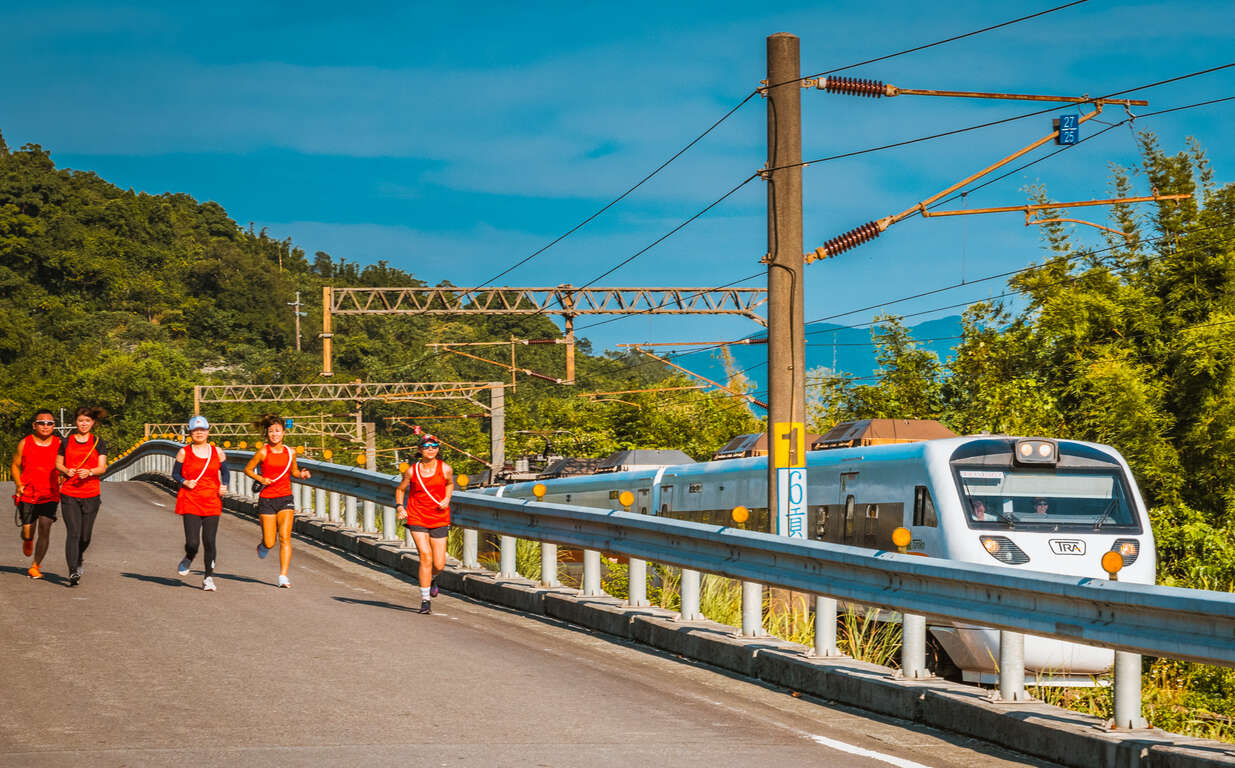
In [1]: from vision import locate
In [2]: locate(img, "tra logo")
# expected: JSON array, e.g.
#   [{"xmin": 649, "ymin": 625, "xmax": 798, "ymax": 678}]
[{"xmin": 1049, "ymin": 539, "xmax": 1086, "ymax": 555}]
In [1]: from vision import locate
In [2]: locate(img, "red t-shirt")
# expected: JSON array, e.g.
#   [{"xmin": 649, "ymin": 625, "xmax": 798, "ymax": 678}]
[
  {"xmin": 258, "ymin": 444, "xmax": 294, "ymax": 498},
  {"xmin": 176, "ymin": 444, "xmax": 223, "ymax": 517},
  {"xmin": 406, "ymin": 460, "xmax": 450, "ymax": 528},
  {"xmin": 18, "ymin": 435, "xmax": 61, "ymax": 503},
  {"xmin": 58, "ymin": 434, "xmax": 107, "ymax": 499}
]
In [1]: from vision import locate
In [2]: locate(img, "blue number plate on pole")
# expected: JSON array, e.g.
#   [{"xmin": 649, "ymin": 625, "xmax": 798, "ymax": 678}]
[{"xmin": 1056, "ymin": 114, "xmax": 1079, "ymax": 145}]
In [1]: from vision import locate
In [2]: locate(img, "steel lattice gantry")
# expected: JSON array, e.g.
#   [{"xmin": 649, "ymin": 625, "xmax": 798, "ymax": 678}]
[
  {"xmin": 191, "ymin": 381, "xmax": 506, "ymax": 471},
  {"xmin": 320, "ymin": 285, "xmax": 769, "ymax": 380}
]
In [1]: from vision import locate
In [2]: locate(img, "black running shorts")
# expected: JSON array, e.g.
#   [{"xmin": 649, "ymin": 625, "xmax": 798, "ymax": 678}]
[
  {"xmin": 257, "ymin": 495, "xmax": 295, "ymax": 516},
  {"xmin": 18, "ymin": 501, "xmax": 58, "ymax": 525},
  {"xmin": 406, "ymin": 525, "xmax": 449, "ymax": 539}
]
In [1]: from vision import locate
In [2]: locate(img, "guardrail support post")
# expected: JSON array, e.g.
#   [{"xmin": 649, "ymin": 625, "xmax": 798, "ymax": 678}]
[
  {"xmin": 362, "ymin": 500, "xmax": 376, "ymax": 533},
  {"xmin": 316, "ymin": 488, "xmax": 327, "ymax": 519},
  {"xmin": 345, "ymin": 496, "xmax": 358, "ymax": 528},
  {"xmin": 814, "ymin": 596, "xmax": 841, "ymax": 656},
  {"xmin": 628, "ymin": 557, "xmax": 648, "ymax": 607},
  {"xmin": 679, "ymin": 569, "xmax": 702, "ymax": 621},
  {"xmin": 741, "ymin": 581, "xmax": 764, "ymax": 636},
  {"xmin": 540, "ymin": 543, "xmax": 558, "ymax": 587},
  {"xmin": 582, "ymin": 549, "xmax": 603, "ymax": 596},
  {"xmin": 328, "ymin": 491, "xmax": 341, "ymax": 522},
  {"xmin": 996, "ymin": 631, "xmax": 1030, "ymax": 702},
  {"xmin": 900, "ymin": 613, "xmax": 930, "ymax": 680},
  {"xmin": 382, "ymin": 505, "xmax": 397, "ymax": 541},
  {"xmin": 462, "ymin": 528, "xmax": 479, "ymax": 568},
  {"xmin": 301, "ymin": 484, "xmax": 314, "ymax": 514},
  {"xmin": 1112, "ymin": 651, "xmax": 1148, "ymax": 729},
  {"xmin": 499, "ymin": 535, "xmax": 517, "ymax": 578}
]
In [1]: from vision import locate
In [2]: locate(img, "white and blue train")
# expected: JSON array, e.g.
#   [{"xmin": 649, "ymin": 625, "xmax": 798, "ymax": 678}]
[{"xmin": 482, "ymin": 434, "xmax": 1155, "ymax": 685}]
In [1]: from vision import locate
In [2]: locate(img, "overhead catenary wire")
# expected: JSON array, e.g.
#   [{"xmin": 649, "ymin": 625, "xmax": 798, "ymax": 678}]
[{"xmin": 772, "ymin": 63, "xmax": 1235, "ymax": 174}]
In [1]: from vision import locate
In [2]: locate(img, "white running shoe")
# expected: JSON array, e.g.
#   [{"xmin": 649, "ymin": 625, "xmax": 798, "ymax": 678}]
[
  {"xmin": 202, "ymin": 576, "xmax": 216, "ymax": 591},
  {"xmin": 178, "ymin": 558, "xmax": 192, "ymax": 576},
  {"xmin": 277, "ymin": 575, "xmax": 291, "ymax": 588}
]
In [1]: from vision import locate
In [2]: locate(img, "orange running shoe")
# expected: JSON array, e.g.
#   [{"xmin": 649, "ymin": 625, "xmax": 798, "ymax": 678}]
[
  {"xmin": 27, "ymin": 564, "xmax": 42, "ymax": 579},
  {"xmin": 22, "ymin": 538, "xmax": 34, "ymax": 557}
]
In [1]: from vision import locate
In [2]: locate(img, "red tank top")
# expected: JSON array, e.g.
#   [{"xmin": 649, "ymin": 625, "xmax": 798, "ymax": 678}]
[
  {"xmin": 18, "ymin": 435, "xmax": 61, "ymax": 503},
  {"xmin": 406, "ymin": 459, "xmax": 450, "ymax": 528},
  {"xmin": 259, "ymin": 444, "xmax": 293, "ymax": 498},
  {"xmin": 175, "ymin": 444, "xmax": 223, "ymax": 517},
  {"xmin": 60, "ymin": 434, "xmax": 102, "ymax": 499}
]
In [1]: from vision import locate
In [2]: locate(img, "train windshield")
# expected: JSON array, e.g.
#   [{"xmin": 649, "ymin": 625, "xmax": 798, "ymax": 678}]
[{"xmin": 957, "ymin": 469, "xmax": 1139, "ymax": 530}]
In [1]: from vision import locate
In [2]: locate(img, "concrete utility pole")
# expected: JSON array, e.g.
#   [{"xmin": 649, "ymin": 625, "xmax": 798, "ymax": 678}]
[
  {"xmin": 765, "ymin": 33, "xmax": 807, "ymax": 533},
  {"xmin": 289, "ymin": 292, "xmax": 304, "ymax": 353}
]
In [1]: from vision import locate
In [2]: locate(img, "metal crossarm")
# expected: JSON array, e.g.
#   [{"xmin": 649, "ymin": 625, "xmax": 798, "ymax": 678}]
[
  {"xmin": 330, "ymin": 286, "xmax": 768, "ymax": 321},
  {"xmin": 195, "ymin": 381, "xmax": 495, "ymax": 407}
]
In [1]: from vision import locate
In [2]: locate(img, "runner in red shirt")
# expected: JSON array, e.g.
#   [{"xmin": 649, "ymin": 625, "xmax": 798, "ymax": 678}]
[
  {"xmin": 10, "ymin": 409, "xmax": 61, "ymax": 579},
  {"xmin": 243, "ymin": 414, "xmax": 309, "ymax": 589},
  {"xmin": 173, "ymin": 416, "xmax": 229, "ymax": 591},
  {"xmin": 54, "ymin": 407, "xmax": 108, "ymax": 586},
  {"xmin": 394, "ymin": 434, "xmax": 454, "ymax": 614}
]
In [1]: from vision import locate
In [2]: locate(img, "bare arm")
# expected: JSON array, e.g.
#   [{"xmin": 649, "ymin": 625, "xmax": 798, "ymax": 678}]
[
  {"xmin": 243, "ymin": 447, "xmax": 266, "ymax": 482},
  {"xmin": 440, "ymin": 463, "xmax": 454, "ymax": 509},
  {"xmin": 11, "ymin": 440, "xmax": 24, "ymax": 496},
  {"xmin": 394, "ymin": 469, "xmax": 412, "ymax": 521},
  {"xmin": 291, "ymin": 453, "xmax": 309, "ymax": 480}
]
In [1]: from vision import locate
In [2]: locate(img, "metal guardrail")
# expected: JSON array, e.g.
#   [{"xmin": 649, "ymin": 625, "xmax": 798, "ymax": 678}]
[{"xmin": 107, "ymin": 440, "xmax": 1235, "ymax": 728}]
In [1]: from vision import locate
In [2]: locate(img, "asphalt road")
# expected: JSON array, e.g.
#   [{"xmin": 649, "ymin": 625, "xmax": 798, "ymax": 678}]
[{"xmin": 0, "ymin": 481, "xmax": 1059, "ymax": 768}]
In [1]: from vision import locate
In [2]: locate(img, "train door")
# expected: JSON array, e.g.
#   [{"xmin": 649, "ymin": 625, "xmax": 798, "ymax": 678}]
[{"xmin": 840, "ymin": 471, "xmax": 858, "ymax": 545}]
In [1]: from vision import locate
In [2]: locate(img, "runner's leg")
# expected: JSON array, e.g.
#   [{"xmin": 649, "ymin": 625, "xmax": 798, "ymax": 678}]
[
  {"xmin": 33, "ymin": 515, "xmax": 53, "ymax": 565},
  {"xmin": 62, "ymin": 497, "xmax": 83, "ymax": 573},
  {"xmin": 75, "ymin": 497, "xmax": 100, "ymax": 568},
  {"xmin": 183, "ymin": 514, "xmax": 201, "ymax": 562},
  {"xmin": 411, "ymin": 530, "xmax": 434, "ymax": 589},
  {"xmin": 201, "ymin": 517, "xmax": 219, "ymax": 578},
  {"xmin": 276, "ymin": 508, "xmax": 294, "ymax": 576},
  {"xmin": 260, "ymin": 513, "xmax": 277, "ymax": 550}
]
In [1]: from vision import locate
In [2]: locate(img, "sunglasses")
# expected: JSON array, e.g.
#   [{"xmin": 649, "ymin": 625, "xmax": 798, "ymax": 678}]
[
  {"xmin": 34, "ymin": 420, "xmax": 55, "ymax": 426},
  {"xmin": 421, "ymin": 443, "xmax": 440, "ymax": 448}
]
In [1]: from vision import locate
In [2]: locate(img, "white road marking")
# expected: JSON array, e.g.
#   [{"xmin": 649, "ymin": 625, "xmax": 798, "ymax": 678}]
[{"xmin": 808, "ymin": 734, "xmax": 934, "ymax": 768}]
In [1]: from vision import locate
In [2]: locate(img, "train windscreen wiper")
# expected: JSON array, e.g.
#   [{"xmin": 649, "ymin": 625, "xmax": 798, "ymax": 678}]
[{"xmin": 1092, "ymin": 498, "xmax": 1118, "ymax": 531}]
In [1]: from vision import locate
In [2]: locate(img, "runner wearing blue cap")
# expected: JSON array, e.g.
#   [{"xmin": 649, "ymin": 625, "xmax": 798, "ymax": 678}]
[{"xmin": 173, "ymin": 416, "xmax": 229, "ymax": 591}]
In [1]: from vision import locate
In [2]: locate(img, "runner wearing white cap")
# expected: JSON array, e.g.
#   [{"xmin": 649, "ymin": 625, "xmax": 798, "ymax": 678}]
[{"xmin": 173, "ymin": 415, "xmax": 229, "ymax": 591}]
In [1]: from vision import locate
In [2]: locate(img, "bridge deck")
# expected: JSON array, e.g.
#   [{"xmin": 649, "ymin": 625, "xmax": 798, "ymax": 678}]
[{"xmin": 0, "ymin": 481, "xmax": 1054, "ymax": 767}]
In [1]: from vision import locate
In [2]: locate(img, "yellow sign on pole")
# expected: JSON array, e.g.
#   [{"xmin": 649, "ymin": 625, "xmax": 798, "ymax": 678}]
[{"xmin": 773, "ymin": 421, "xmax": 806, "ymax": 468}]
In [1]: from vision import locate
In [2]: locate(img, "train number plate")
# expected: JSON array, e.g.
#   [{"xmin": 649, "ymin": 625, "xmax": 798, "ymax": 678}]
[{"xmin": 1049, "ymin": 539, "xmax": 1086, "ymax": 555}]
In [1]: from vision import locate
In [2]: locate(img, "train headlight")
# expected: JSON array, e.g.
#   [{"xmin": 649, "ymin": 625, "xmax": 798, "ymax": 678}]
[
  {"xmin": 1111, "ymin": 538, "xmax": 1140, "ymax": 567},
  {"xmin": 1014, "ymin": 439, "xmax": 1057, "ymax": 466},
  {"xmin": 979, "ymin": 536, "xmax": 1030, "ymax": 565}
]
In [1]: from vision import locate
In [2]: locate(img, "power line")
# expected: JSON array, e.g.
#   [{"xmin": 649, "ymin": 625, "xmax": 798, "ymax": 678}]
[
  {"xmin": 775, "ymin": 63, "xmax": 1235, "ymax": 173},
  {"xmin": 788, "ymin": 1, "xmax": 1093, "ymax": 87},
  {"xmin": 802, "ymin": 94, "xmax": 1235, "ymax": 330}
]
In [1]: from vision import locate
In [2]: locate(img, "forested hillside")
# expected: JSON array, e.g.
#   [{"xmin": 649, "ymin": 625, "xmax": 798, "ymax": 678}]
[{"xmin": 0, "ymin": 132, "xmax": 760, "ymax": 472}]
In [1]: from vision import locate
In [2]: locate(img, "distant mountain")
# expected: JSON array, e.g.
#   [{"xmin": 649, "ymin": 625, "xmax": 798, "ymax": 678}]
[{"xmin": 674, "ymin": 316, "xmax": 965, "ymax": 395}]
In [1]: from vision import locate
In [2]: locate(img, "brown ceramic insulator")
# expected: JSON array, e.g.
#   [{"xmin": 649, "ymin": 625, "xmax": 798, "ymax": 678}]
[{"xmin": 821, "ymin": 76, "xmax": 886, "ymax": 98}]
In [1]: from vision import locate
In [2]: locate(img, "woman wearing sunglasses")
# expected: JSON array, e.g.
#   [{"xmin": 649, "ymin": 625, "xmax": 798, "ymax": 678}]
[
  {"xmin": 243, "ymin": 414, "xmax": 309, "ymax": 588},
  {"xmin": 394, "ymin": 434, "xmax": 454, "ymax": 614},
  {"xmin": 11, "ymin": 409, "xmax": 61, "ymax": 579},
  {"xmin": 54, "ymin": 406, "xmax": 108, "ymax": 586}
]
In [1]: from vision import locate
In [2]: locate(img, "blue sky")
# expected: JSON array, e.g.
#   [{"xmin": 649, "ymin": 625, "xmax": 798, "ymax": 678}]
[{"xmin": 4, "ymin": 0, "xmax": 1234, "ymax": 375}]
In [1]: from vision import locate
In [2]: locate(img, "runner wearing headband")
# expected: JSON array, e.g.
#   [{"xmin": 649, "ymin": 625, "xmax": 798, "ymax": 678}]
[
  {"xmin": 55, "ymin": 407, "xmax": 108, "ymax": 586},
  {"xmin": 11, "ymin": 409, "xmax": 61, "ymax": 579},
  {"xmin": 394, "ymin": 434, "xmax": 454, "ymax": 614},
  {"xmin": 243, "ymin": 414, "xmax": 309, "ymax": 588},
  {"xmin": 173, "ymin": 416, "xmax": 230, "ymax": 591}
]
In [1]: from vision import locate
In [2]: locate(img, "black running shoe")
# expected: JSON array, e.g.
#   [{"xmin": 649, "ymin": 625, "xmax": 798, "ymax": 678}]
[
  {"xmin": 418, "ymin": 599, "xmax": 431, "ymax": 614},
  {"xmin": 69, "ymin": 569, "xmax": 81, "ymax": 586},
  {"xmin": 430, "ymin": 581, "xmax": 439, "ymax": 598}
]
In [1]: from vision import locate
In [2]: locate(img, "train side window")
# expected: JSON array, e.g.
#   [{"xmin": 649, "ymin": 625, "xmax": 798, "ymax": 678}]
[
  {"xmin": 913, "ymin": 486, "xmax": 937, "ymax": 527},
  {"xmin": 689, "ymin": 483, "xmax": 702, "ymax": 493}
]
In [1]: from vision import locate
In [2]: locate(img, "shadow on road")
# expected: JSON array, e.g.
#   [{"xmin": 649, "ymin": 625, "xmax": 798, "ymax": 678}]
[
  {"xmin": 121, "ymin": 571, "xmax": 193, "ymax": 588},
  {"xmin": 332, "ymin": 595, "xmax": 420, "ymax": 613},
  {"xmin": 1, "ymin": 564, "xmax": 71, "ymax": 586}
]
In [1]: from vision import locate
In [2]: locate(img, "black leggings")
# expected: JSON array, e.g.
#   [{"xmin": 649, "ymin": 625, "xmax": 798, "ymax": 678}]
[
  {"xmin": 61, "ymin": 496, "xmax": 100, "ymax": 572},
  {"xmin": 182, "ymin": 515, "xmax": 219, "ymax": 577}
]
